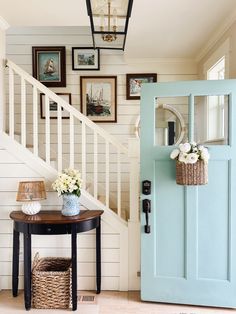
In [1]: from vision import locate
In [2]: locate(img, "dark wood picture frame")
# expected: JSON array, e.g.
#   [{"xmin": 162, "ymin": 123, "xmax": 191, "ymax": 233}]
[
  {"xmin": 80, "ymin": 76, "xmax": 117, "ymax": 123},
  {"xmin": 40, "ymin": 93, "xmax": 72, "ymax": 119},
  {"xmin": 72, "ymin": 47, "xmax": 100, "ymax": 71},
  {"xmin": 126, "ymin": 73, "xmax": 157, "ymax": 100},
  {"xmin": 32, "ymin": 46, "xmax": 66, "ymax": 87}
]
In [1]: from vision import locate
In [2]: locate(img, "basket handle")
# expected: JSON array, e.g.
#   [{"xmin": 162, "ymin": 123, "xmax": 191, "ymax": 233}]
[{"xmin": 32, "ymin": 252, "xmax": 40, "ymax": 269}]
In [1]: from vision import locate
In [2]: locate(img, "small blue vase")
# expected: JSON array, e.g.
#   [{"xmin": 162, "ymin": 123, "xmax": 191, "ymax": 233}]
[{"xmin": 62, "ymin": 194, "xmax": 80, "ymax": 216}]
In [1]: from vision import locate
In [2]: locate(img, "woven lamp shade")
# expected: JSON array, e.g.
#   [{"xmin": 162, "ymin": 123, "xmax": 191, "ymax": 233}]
[{"xmin": 16, "ymin": 181, "xmax": 46, "ymax": 202}]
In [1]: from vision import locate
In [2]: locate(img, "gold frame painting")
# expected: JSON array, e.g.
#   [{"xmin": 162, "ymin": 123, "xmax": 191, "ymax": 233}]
[{"xmin": 80, "ymin": 76, "xmax": 117, "ymax": 123}]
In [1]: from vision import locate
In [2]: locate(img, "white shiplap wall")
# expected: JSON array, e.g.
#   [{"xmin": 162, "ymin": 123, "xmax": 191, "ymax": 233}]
[
  {"xmin": 1, "ymin": 26, "xmax": 198, "ymax": 290},
  {"xmin": 6, "ymin": 26, "xmax": 198, "ymax": 146},
  {"xmin": 5, "ymin": 27, "xmax": 198, "ymax": 214}
]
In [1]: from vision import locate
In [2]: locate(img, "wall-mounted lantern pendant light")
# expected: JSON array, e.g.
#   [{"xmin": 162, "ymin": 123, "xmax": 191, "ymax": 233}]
[{"xmin": 86, "ymin": 0, "xmax": 133, "ymax": 50}]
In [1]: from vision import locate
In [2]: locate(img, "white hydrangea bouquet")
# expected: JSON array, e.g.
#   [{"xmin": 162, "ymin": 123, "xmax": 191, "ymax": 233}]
[
  {"xmin": 170, "ymin": 142, "xmax": 210, "ymax": 164},
  {"xmin": 52, "ymin": 168, "xmax": 82, "ymax": 197},
  {"xmin": 170, "ymin": 142, "xmax": 209, "ymax": 185}
]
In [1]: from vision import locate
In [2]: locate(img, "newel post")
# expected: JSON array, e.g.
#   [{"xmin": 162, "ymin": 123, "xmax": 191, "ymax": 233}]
[
  {"xmin": 128, "ymin": 137, "xmax": 140, "ymax": 290},
  {"xmin": 0, "ymin": 16, "xmax": 9, "ymax": 132}
]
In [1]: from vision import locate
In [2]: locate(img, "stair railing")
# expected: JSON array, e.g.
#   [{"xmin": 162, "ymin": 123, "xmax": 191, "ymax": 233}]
[{"xmin": 5, "ymin": 59, "xmax": 133, "ymax": 219}]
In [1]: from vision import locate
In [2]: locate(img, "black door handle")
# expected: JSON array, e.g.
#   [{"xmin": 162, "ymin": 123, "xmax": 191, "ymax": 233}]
[{"xmin": 143, "ymin": 199, "xmax": 151, "ymax": 234}]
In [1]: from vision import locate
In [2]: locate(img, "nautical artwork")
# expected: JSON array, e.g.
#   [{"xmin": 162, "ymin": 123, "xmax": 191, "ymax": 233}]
[
  {"xmin": 40, "ymin": 93, "xmax": 72, "ymax": 119},
  {"xmin": 72, "ymin": 48, "xmax": 100, "ymax": 71},
  {"xmin": 78, "ymin": 53, "xmax": 95, "ymax": 66},
  {"xmin": 32, "ymin": 46, "xmax": 66, "ymax": 87},
  {"xmin": 86, "ymin": 82, "xmax": 111, "ymax": 117},
  {"xmin": 80, "ymin": 76, "xmax": 117, "ymax": 122},
  {"xmin": 38, "ymin": 52, "xmax": 60, "ymax": 82}
]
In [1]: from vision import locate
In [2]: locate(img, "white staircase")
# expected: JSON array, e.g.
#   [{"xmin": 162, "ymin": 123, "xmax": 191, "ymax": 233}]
[
  {"xmin": 0, "ymin": 58, "xmax": 140, "ymax": 291},
  {"xmin": 4, "ymin": 59, "xmax": 139, "ymax": 222}
]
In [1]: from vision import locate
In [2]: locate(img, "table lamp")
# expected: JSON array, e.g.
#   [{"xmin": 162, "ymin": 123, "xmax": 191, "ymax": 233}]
[{"xmin": 16, "ymin": 181, "xmax": 46, "ymax": 215}]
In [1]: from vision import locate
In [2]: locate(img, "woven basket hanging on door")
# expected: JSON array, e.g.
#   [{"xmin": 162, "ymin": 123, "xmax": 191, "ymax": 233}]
[{"xmin": 176, "ymin": 160, "xmax": 208, "ymax": 185}]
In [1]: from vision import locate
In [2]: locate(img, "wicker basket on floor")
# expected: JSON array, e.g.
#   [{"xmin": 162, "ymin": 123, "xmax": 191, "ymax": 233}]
[
  {"xmin": 32, "ymin": 253, "xmax": 71, "ymax": 309},
  {"xmin": 176, "ymin": 160, "xmax": 208, "ymax": 185}
]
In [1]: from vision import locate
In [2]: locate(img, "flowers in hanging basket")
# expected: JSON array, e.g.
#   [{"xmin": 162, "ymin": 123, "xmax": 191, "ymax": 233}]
[
  {"xmin": 170, "ymin": 142, "xmax": 210, "ymax": 164},
  {"xmin": 52, "ymin": 168, "xmax": 82, "ymax": 197}
]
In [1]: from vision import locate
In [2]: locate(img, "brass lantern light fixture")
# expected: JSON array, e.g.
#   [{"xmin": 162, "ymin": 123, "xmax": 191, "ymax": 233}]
[{"xmin": 86, "ymin": 0, "xmax": 133, "ymax": 50}]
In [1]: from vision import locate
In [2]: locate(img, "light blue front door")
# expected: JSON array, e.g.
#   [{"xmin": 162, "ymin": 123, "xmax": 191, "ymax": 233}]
[{"xmin": 140, "ymin": 80, "xmax": 236, "ymax": 307}]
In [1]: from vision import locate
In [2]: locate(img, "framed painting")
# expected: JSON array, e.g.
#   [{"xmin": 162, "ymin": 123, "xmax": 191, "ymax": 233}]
[
  {"xmin": 32, "ymin": 46, "xmax": 66, "ymax": 87},
  {"xmin": 80, "ymin": 76, "xmax": 117, "ymax": 122},
  {"xmin": 126, "ymin": 73, "xmax": 157, "ymax": 100},
  {"xmin": 72, "ymin": 47, "xmax": 100, "ymax": 70},
  {"xmin": 40, "ymin": 93, "xmax": 71, "ymax": 119}
]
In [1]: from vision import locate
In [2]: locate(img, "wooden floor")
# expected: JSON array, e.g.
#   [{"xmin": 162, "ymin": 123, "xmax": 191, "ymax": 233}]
[{"xmin": 0, "ymin": 290, "xmax": 235, "ymax": 314}]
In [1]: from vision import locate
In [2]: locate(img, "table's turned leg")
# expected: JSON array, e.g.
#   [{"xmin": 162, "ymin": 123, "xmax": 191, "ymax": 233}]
[
  {"xmin": 23, "ymin": 232, "xmax": 32, "ymax": 311},
  {"xmin": 96, "ymin": 216, "xmax": 101, "ymax": 294},
  {"xmin": 71, "ymin": 224, "xmax": 77, "ymax": 311},
  {"xmin": 12, "ymin": 229, "xmax": 20, "ymax": 297}
]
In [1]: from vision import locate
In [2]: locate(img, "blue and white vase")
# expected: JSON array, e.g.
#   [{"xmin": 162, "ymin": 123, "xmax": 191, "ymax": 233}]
[{"xmin": 62, "ymin": 194, "xmax": 80, "ymax": 216}]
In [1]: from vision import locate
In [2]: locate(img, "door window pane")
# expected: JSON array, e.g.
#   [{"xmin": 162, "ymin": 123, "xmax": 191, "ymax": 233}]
[
  {"xmin": 194, "ymin": 95, "xmax": 229, "ymax": 145},
  {"xmin": 155, "ymin": 97, "xmax": 188, "ymax": 146}
]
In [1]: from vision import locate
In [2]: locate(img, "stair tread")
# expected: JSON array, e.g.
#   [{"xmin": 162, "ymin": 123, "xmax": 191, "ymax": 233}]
[{"xmin": 43, "ymin": 157, "xmax": 57, "ymax": 161}]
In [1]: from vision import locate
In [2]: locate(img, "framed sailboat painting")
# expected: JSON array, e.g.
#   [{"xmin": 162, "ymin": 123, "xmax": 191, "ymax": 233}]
[
  {"xmin": 80, "ymin": 76, "xmax": 117, "ymax": 123},
  {"xmin": 32, "ymin": 46, "xmax": 66, "ymax": 87}
]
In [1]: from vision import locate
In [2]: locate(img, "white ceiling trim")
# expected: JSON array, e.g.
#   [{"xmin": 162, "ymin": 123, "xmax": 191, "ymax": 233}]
[
  {"xmin": 196, "ymin": 7, "xmax": 236, "ymax": 62},
  {"xmin": 0, "ymin": 16, "xmax": 9, "ymax": 30}
]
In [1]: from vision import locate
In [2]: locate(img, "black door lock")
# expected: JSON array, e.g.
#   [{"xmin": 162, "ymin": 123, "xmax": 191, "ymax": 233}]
[
  {"xmin": 142, "ymin": 180, "xmax": 151, "ymax": 195},
  {"xmin": 143, "ymin": 199, "xmax": 151, "ymax": 234}
]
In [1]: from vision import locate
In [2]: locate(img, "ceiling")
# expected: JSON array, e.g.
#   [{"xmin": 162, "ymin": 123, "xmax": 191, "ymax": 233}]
[{"xmin": 0, "ymin": 0, "xmax": 236, "ymax": 59}]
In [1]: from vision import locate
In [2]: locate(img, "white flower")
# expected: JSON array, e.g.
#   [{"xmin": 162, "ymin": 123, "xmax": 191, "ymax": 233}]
[
  {"xmin": 170, "ymin": 142, "xmax": 210, "ymax": 165},
  {"xmin": 201, "ymin": 149, "xmax": 210, "ymax": 163},
  {"xmin": 201, "ymin": 147, "xmax": 208, "ymax": 154},
  {"xmin": 179, "ymin": 152, "xmax": 188, "ymax": 163},
  {"xmin": 179, "ymin": 143, "xmax": 191, "ymax": 153},
  {"xmin": 186, "ymin": 153, "xmax": 199, "ymax": 164},
  {"xmin": 52, "ymin": 168, "xmax": 82, "ymax": 196},
  {"xmin": 170, "ymin": 149, "xmax": 180, "ymax": 160}
]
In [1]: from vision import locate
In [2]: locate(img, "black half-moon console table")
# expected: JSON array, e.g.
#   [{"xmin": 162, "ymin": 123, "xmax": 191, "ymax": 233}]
[{"xmin": 10, "ymin": 209, "xmax": 104, "ymax": 311}]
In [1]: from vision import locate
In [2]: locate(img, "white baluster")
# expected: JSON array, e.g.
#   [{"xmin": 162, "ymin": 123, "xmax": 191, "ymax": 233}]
[
  {"xmin": 9, "ymin": 67, "xmax": 14, "ymax": 138},
  {"xmin": 21, "ymin": 77, "xmax": 26, "ymax": 147},
  {"xmin": 105, "ymin": 140, "xmax": 110, "ymax": 208},
  {"xmin": 5, "ymin": 62, "xmax": 133, "ymax": 221},
  {"xmin": 117, "ymin": 150, "xmax": 121, "ymax": 217},
  {"xmin": 33, "ymin": 86, "xmax": 38, "ymax": 156},
  {"xmin": 94, "ymin": 131, "xmax": 98, "ymax": 199},
  {"xmin": 128, "ymin": 138, "xmax": 140, "ymax": 222},
  {"xmin": 45, "ymin": 95, "xmax": 50, "ymax": 165},
  {"xmin": 70, "ymin": 113, "xmax": 74, "ymax": 168},
  {"xmin": 57, "ymin": 104, "xmax": 62, "ymax": 171},
  {"xmin": 82, "ymin": 121, "xmax": 86, "ymax": 189}
]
